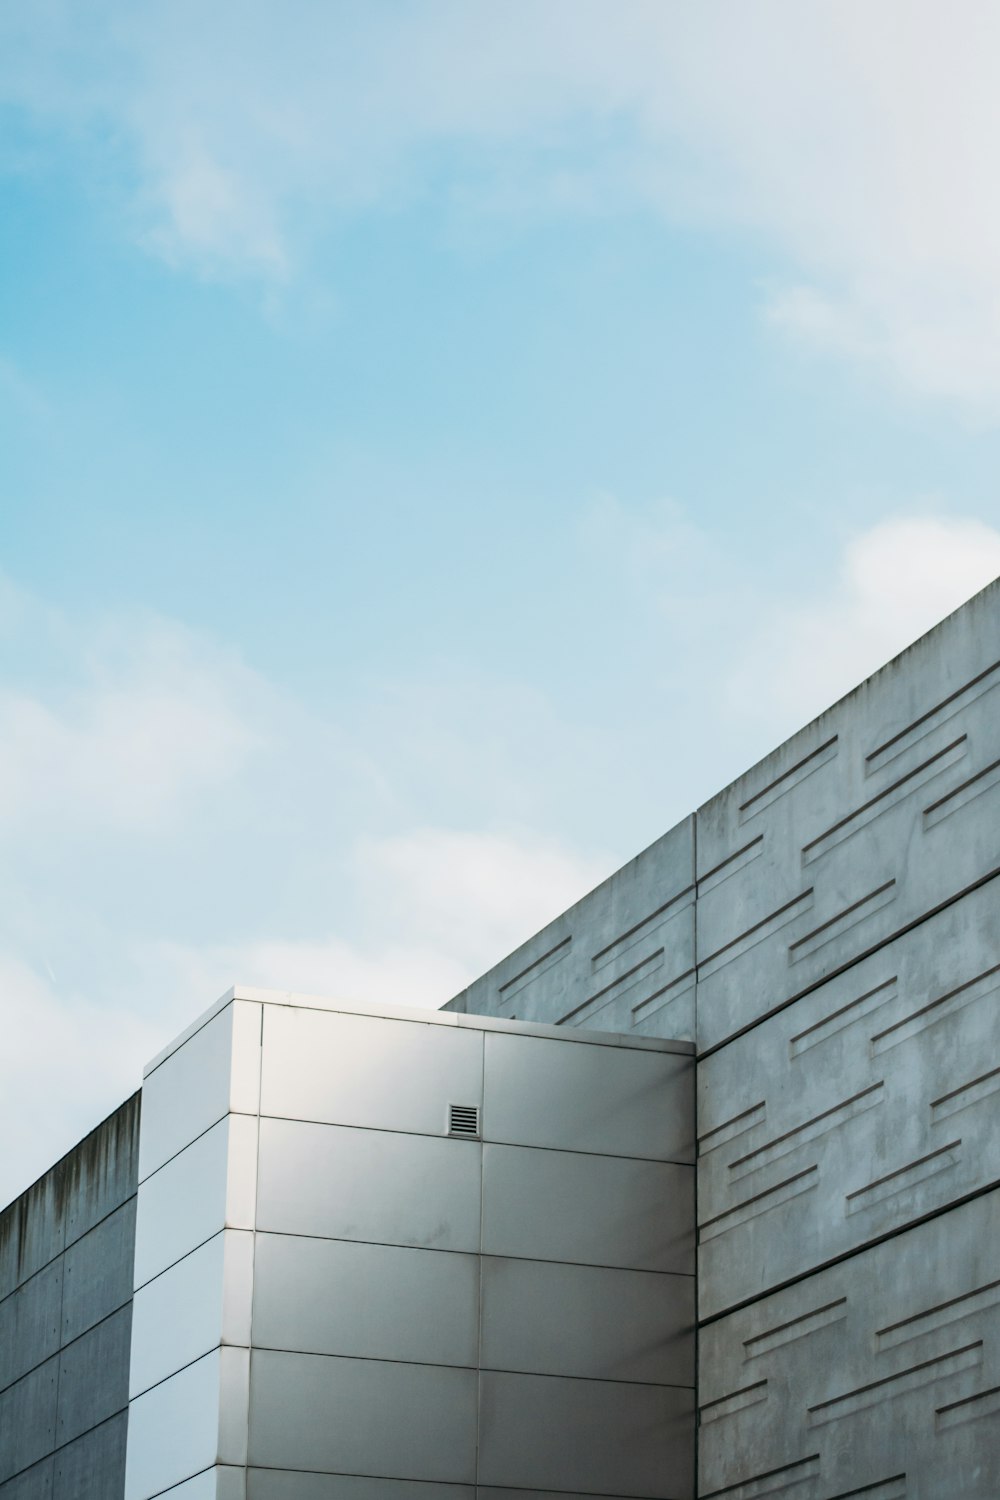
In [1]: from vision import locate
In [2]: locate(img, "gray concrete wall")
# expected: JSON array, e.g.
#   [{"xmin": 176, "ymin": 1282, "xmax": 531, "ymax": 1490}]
[
  {"xmin": 0, "ymin": 1093, "xmax": 141, "ymax": 1500},
  {"xmin": 446, "ymin": 576, "xmax": 1000, "ymax": 1499}
]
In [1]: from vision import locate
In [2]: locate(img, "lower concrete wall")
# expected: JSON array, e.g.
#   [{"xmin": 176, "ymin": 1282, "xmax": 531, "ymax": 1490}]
[
  {"xmin": 699, "ymin": 1189, "xmax": 1000, "ymax": 1500},
  {"xmin": 0, "ymin": 1094, "xmax": 140, "ymax": 1500}
]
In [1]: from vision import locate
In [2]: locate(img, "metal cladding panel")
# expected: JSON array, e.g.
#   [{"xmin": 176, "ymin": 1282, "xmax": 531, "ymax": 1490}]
[
  {"xmin": 697, "ymin": 879, "xmax": 1000, "ymax": 1317},
  {"xmin": 477, "ymin": 1493, "xmax": 635, "ymax": 1500},
  {"xmin": 132, "ymin": 1114, "xmax": 257, "ymax": 1289},
  {"xmin": 61, "ymin": 1198, "xmax": 135, "ymax": 1344},
  {"xmin": 482, "ymin": 1031, "xmax": 694, "ymax": 1163},
  {"xmin": 129, "ymin": 1230, "xmax": 253, "ymax": 1399},
  {"xmin": 481, "ymin": 1143, "xmax": 695, "ymax": 1274},
  {"xmin": 0, "ymin": 1259, "xmax": 62, "ymax": 1392},
  {"xmin": 138, "ymin": 1006, "xmax": 234, "ymax": 1182},
  {"xmin": 247, "ymin": 1349, "xmax": 478, "ymax": 1484},
  {"xmin": 139, "ymin": 1001, "xmax": 261, "ymax": 1183},
  {"xmin": 447, "ymin": 817, "xmax": 696, "ymax": 1041},
  {"xmin": 480, "ymin": 1255, "xmax": 695, "ymax": 1387},
  {"xmin": 698, "ymin": 1189, "xmax": 1000, "ymax": 1500},
  {"xmin": 51, "ymin": 1411, "xmax": 127, "ymax": 1500},
  {"xmin": 247, "ymin": 1473, "xmax": 474, "ymax": 1500},
  {"xmin": 255, "ymin": 1118, "xmax": 482, "ymax": 1253},
  {"xmin": 695, "ymin": 586, "xmax": 1000, "ymax": 1052},
  {"xmin": 252, "ymin": 1233, "xmax": 479, "ymax": 1368},
  {"xmin": 478, "ymin": 1370, "xmax": 695, "ymax": 1498},
  {"xmin": 124, "ymin": 1346, "xmax": 249, "ymax": 1500},
  {"xmin": 157, "ymin": 1468, "xmax": 245, "ymax": 1500},
  {"xmin": 55, "ymin": 1303, "xmax": 131, "ymax": 1447},
  {"xmin": 477, "ymin": 1493, "xmax": 638, "ymax": 1500},
  {"xmin": 0, "ymin": 1462, "xmax": 53, "ymax": 1500},
  {"xmin": 260, "ymin": 1006, "xmax": 483, "ymax": 1136},
  {"xmin": 0, "ymin": 1359, "xmax": 58, "ymax": 1485},
  {"xmin": 152, "ymin": 1475, "xmax": 219, "ymax": 1500}
]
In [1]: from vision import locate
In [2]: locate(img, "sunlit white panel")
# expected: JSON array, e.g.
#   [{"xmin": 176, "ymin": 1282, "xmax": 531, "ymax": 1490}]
[
  {"xmin": 157, "ymin": 1468, "xmax": 245, "ymax": 1500},
  {"xmin": 133, "ymin": 1116, "xmax": 258, "ymax": 1289},
  {"xmin": 125, "ymin": 1348, "xmax": 217, "ymax": 1500},
  {"xmin": 484, "ymin": 1031, "xmax": 694, "ymax": 1163},
  {"xmin": 133, "ymin": 1121, "xmax": 227, "ymax": 1291},
  {"xmin": 248, "ymin": 1349, "xmax": 477, "ymax": 1483},
  {"xmin": 256, "ymin": 1119, "xmax": 481, "ymax": 1252},
  {"xmin": 252, "ymin": 1233, "xmax": 479, "ymax": 1367},
  {"xmin": 129, "ymin": 1230, "xmax": 253, "ymax": 1398},
  {"xmin": 140, "ymin": 1006, "xmax": 230, "ymax": 1182},
  {"xmin": 126, "ymin": 1345, "xmax": 249, "ymax": 1500},
  {"xmin": 259, "ymin": 1005, "xmax": 482, "ymax": 1135}
]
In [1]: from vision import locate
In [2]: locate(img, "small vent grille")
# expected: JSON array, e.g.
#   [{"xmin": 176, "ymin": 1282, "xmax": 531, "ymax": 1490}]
[{"xmin": 448, "ymin": 1104, "xmax": 480, "ymax": 1138}]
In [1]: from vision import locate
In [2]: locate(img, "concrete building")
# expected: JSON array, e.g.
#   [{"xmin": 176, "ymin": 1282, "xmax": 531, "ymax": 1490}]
[{"xmin": 1, "ymin": 576, "xmax": 998, "ymax": 1499}]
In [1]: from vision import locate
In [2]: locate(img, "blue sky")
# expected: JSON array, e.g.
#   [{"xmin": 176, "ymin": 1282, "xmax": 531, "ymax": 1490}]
[{"xmin": 3, "ymin": 1, "xmax": 1000, "ymax": 1201}]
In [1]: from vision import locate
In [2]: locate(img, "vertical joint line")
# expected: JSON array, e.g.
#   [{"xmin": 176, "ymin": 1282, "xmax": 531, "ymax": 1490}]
[
  {"xmin": 245, "ymin": 1001, "xmax": 266, "ymax": 1482},
  {"xmin": 692, "ymin": 811, "xmax": 700, "ymax": 1500},
  {"xmin": 475, "ymin": 1029, "xmax": 486, "ymax": 1491}
]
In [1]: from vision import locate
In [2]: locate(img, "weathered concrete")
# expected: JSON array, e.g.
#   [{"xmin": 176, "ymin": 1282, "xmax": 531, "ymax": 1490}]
[
  {"xmin": 0, "ymin": 1095, "xmax": 140, "ymax": 1500},
  {"xmin": 697, "ymin": 877, "xmax": 1000, "ymax": 1318},
  {"xmin": 446, "ymin": 575, "xmax": 1000, "ymax": 1498}
]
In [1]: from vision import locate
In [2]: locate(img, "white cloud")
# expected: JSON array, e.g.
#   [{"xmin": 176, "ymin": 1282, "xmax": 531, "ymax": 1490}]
[
  {"xmin": 5, "ymin": 3, "xmax": 1000, "ymax": 409},
  {"xmin": 724, "ymin": 516, "xmax": 1000, "ymax": 730},
  {"xmin": 357, "ymin": 827, "xmax": 607, "ymax": 970},
  {"xmin": 580, "ymin": 498, "xmax": 1000, "ymax": 762},
  {"xmin": 0, "ymin": 581, "xmax": 608, "ymax": 1202},
  {"xmin": 0, "ymin": 596, "xmax": 268, "ymax": 831},
  {"xmin": 144, "ymin": 826, "xmax": 606, "ymax": 1022},
  {"xmin": 0, "ymin": 952, "xmax": 160, "ymax": 1206},
  {"xmin": 0, "ymin": 816, "xmax": 601, "ymax": 1204}
]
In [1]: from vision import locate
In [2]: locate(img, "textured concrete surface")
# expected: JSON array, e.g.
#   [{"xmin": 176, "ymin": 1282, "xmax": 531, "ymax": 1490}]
[
  {"xmin": 449, "ymin": 815, "xmax": 697, "ymax": 1040},
  {"xmin": 446, "ymin": 575, "xmax": 1000, "ymax": 1498},
  {"xmin": 0, "ymin": 1095, "xmax": 140, "ymax": 1500},
  {"xmin": 699, "ymin": 1190, "xmax": 1000, "ymax": 1499}
]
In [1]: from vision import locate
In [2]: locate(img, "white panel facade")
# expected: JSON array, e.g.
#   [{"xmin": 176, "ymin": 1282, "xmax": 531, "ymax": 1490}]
[
  {"xmin": 479, "ymin": 1257, "xmax": 695, "ymax": 1386},
  {"xmin": 123, "ymin": 1347, "xmax": 249, "ymax": 1500},
  {"xmin": 138, "ymin": 1001, "xmax": 261, "ymax": 1182},
  {"xmin": 129, "ymin": 1230, "xmax": 253, "ymax": 1399},
  {"xmin": 481, "ymin": 1144, "xmax": 694, "ymax": 1273},
  {"xmin": 123, "ymin": 990, "xmax": 695, "ymax": 1499},
  {"xmin": 482, "ymin": 1029, "xmax": 693, "ymax": 1161},
  {"xmin": 259, "ymin": 1004, "xmax": 483, "ymax": 1131},
  {"xmin": 255, "ymin": 1117, "xmax": 483, "ymax": 1251},
  {"xmin": 125, "ymin": 1000, "xmax": 262, "ymax": 1499},
  {"xmin": 251, "ymin": 1234, "xmax": 480, "ymax": 1366}
]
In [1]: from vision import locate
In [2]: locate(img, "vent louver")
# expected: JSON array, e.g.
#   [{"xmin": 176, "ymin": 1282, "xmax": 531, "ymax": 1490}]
[{"xmin": 448, "ymin": 1104, "xmax": 480, "ymax": 1138}]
